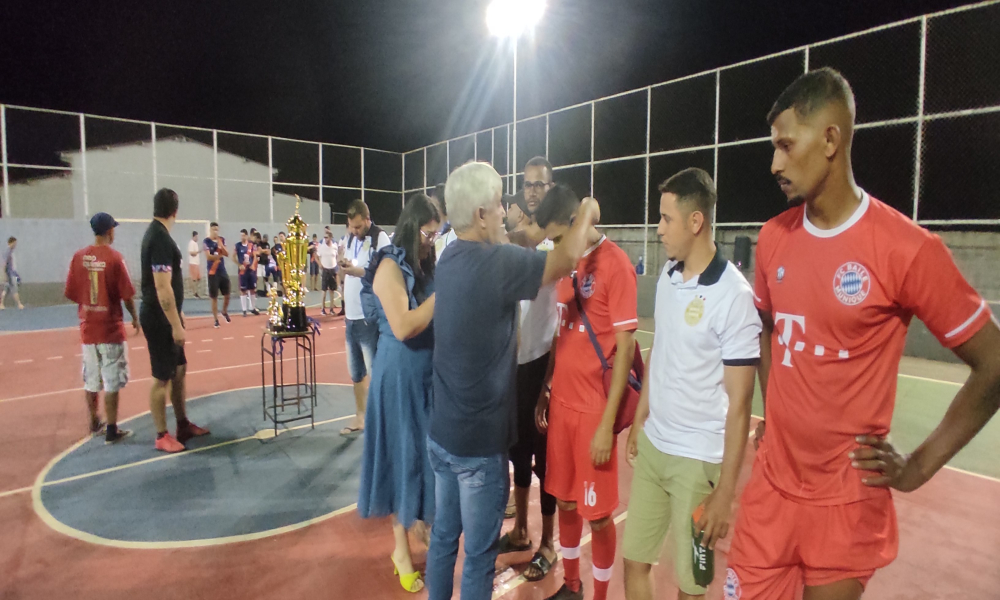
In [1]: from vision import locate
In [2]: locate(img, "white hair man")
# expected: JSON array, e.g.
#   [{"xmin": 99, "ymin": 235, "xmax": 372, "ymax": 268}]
[{"xmin": 424, "ymin": 161, "xmax": 601, "ymax": 600}]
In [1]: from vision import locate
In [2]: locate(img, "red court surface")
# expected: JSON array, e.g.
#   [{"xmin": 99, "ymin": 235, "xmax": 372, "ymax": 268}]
[{"xmin": 2, "ymin": 310, "xmax": 999, "ymax": 599}]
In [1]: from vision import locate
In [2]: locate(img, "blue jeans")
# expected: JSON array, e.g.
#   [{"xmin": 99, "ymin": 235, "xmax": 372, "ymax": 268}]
[
  {"xmin": 345, "ymin": 318, "xmax": 378, "ymax": 383},
  {"xmin": 426, "ymin": 437, "xmax": 509, "ymax": 600}
]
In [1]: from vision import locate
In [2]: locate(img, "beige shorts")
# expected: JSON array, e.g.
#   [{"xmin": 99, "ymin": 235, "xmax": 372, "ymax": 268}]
[
  {"xmin": 82, "ymin": 343, "xmax": 130, "ymax": 393},
  {"xmin": 622, "ymin": 429, "xmax": 721, "ymax": 595}
]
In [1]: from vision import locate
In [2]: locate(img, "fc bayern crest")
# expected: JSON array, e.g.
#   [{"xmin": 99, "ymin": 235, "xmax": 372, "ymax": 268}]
[
  {"xmin": 833, "ymin": 261, "xmax": 871, "ymax": 306},
  {"xmin": 580, "ymin": 273, "xmax": 596, "ymax": 299},
  {"xmin": 724, "ymin": 568, "xmax": 742, "ymax": 600}
]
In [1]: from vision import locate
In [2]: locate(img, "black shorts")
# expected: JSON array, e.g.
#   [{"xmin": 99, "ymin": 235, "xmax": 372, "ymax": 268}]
[
  {"xmin": 322, "ymin": 268, "xmax": 338, "ymax": 291},
  {"xmin": 208, "ymin": 274, "xmax": 231, "ymax": 299},
  {"xmin": 139, "ymin": 304, "xmax": 188, "ymax": 382}
]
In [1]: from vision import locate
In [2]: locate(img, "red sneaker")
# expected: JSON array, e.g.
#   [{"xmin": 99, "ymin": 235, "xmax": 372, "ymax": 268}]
[
  {"xmin": 176, "ymin": 421, "xmax": 210, "ymax": 444},
  {"xmin": 155, "ymin": 433, "xmax": 185, "ymax": 453}
]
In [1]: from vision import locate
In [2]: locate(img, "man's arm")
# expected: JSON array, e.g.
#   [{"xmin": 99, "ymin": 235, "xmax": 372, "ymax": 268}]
[
  {"xmin": 853, "ymin": 321, "xmax": 1000, "ymax": 491},
  {"xmin": 535, "ymin": 329, "xmax": 560, "ymax": 433},
  {"xmin": 591, "ymin": 329, "xmax": 636, "ymax": 466},
  {"xmin": 153, "ymin": 271, "xmax": 185, "ymax": 344},
  {"xmin": 698, "ymin": 364, "xmax": 756, "ymax": 549},
  {"xmin": 753, "ymin": 309, "xmax": 773, "ymax": 449},
  {"xmin": 124, "ymin": 297, "xmax": 140, "ymax": 334},
  {"xmin": 541, "ymin": 198, "xmax": 600, "ymax": 286},
  {"xmin": 625, "ymin": 339, "xmax": 653, "ymax": 467}
]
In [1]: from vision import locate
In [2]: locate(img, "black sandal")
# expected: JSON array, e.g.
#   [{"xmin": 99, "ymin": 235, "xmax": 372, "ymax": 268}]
[
  {"xmin": 523, "ymin": 551, "xmax": 556, "ymax": 582},
  {"xmin": 497, "ymin": 532, "xmax": 533, "ymax": 555}
]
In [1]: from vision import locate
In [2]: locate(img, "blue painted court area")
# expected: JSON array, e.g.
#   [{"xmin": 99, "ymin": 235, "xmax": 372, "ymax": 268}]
[{"xmin": 37, "ymin": 384, "xmax": 362, "ymax": 545}]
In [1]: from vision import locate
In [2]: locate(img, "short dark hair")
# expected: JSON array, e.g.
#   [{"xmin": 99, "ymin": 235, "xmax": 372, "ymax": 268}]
[
  {"xmin": 347, "ymin": 199, "xmax": 370, "ymax": 221},
  {"xmin": 192, "ymin": 230, "xmax": 199, "ymax": 237},
  {"xmin": 432, "ymin": 183, "xmax": 447, "ymax": 215},
  {"xmin": 7, "ymin": 237, "xmax": 15, "ymax": 245},
  {"xmin": 767, "ymin": 67, "xmax": 856, "ymax": 126},
  {"xmin": 209, "ymin": 222, "xmax": 218, "ymax": 228},
  {"xmin": 658, "ymin": 168, "xmax": 717, "ymax": 226},
  {"xmin": 240, "ymin": 228, "xmax": 248, "ymax": 235},
  {"xmin": 153, "ymin": 188, "xmax": 179, "ymax": 219},
  {"xmin": 535, "ymin": 184, "xmax": 579, "ymax": 229},
  {"xmin": 524, "ymin": 156, "xmax": 553, "ymax": 179}
]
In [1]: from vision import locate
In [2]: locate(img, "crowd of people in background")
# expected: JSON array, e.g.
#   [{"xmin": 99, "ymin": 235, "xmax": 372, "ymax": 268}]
[{"xmin": 45, "ymin": 67, "xmax": 1000, "ymax": 600}]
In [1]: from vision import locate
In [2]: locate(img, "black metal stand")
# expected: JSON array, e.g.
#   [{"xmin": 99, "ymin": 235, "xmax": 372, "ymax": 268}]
[{"xmin": 260, "ymin": 329, "xmax": 317, "ymax": 436}]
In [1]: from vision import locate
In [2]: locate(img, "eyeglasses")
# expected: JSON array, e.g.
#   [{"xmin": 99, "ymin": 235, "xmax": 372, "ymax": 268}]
[
  {"xmin": 421, "ymin": 229, "xmax": 440, "ymax": 242},
  {"xmin": 523, "ymin": 181, "xmax": 552, "ymax": 192}
]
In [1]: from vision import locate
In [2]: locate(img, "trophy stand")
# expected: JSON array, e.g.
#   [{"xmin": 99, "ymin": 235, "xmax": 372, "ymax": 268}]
[
  {"xmin": 260, "ymin": 329, "xmax": 317, "ymax": 436},
  {"xmin": 259, "ymin": 196, "xmax": 317, "ymax": 435}
]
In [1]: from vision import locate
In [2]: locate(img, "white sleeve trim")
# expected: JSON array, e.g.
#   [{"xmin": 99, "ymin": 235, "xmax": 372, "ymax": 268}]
[
  {"xmin": 944, "ymin": 299, "xmax": 987, "ymax": 339},
  {"xmin": 613, "ymin": 318, "xmax": 638, "ymax": 327}
]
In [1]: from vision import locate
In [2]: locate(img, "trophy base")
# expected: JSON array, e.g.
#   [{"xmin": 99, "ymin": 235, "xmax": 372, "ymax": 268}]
[{"xmin": 285, "ymin": 306, "xmax": 308, "ymax": 333}]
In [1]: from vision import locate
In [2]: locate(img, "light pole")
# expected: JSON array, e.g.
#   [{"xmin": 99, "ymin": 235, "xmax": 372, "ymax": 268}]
[{"xmin": 486, "ymin": 0, "xmax": 545, "ymax": 193}]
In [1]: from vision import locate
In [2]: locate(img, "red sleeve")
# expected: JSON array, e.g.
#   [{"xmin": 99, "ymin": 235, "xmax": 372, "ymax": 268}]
[
  {"xmin": 608, "ymin": 252, "xmax": 638, "ymax": 332},
  {"xmin": 117, "ymin": 255, "xmax": 135, "ymax": 301},
  {"xmin": 64, "ymin": 254, "xmax": 81, "ymax": 304},
  {"xmin": 752, "ymin": 229, "xmax": 772, "ymax": 314},
  {"xmin": 897, "ymin": 235, "xmax": 993, "ymax": 349}
]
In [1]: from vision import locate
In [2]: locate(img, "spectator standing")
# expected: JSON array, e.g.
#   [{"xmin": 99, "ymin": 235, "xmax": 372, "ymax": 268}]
[
  {"xmin": 64, "ymin": 212, "xmax": 139, "ymax": 444},
  {"xmin": 337, "ymin": 200, "xmax": 391, "ymax": 435},
  {"xmin": 1, "ymin": 236, "xmax": 24, "ymax": 310}
]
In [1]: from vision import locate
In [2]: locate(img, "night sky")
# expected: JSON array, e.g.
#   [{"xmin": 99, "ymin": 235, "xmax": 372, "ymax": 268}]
[{"xmin": 0, "ymin": 0, "xmax": 982, "ymax": 152}]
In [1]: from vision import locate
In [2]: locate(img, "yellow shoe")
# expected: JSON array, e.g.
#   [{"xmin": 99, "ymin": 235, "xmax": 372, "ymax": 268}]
[{"xmin": 390, "ymin": 554, "xmax": 424, "ymax": 593}]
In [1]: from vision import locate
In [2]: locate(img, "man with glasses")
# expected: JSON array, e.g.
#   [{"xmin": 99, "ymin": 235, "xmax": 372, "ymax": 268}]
[{"xmin": 499, "ymin": 156, "xmax": 561, "ymax": 584}]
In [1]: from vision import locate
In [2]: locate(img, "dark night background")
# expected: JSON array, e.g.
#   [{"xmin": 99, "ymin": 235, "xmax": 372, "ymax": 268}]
[{"xmin": 0, "ymin": 0, "xmax": 983, "ymax": 152}]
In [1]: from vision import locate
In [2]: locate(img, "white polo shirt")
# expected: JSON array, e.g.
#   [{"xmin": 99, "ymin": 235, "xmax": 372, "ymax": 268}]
[
  {"xmin": 518, "ymin": 239, "xmax": 557, "ymax": 365},
  {"xmin": 343, "ymin": 228, "xmax": 392, "ymax": 320},
  {"xmin": 644, "ymin": 251, "xmax": 762, "ymax": 464}
]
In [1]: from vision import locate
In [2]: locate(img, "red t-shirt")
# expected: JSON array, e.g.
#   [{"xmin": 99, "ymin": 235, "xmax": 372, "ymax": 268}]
[
  {"xmin": 64, "ymin": 245, "xmax": 135, "ymax": 345},
  {"xmin": 551, "ymin": 237, "xmax": 639, "ymax": 414},
  {"xmin": 754, "ymin": 193, "xmax": 993, "ymax": 505}
]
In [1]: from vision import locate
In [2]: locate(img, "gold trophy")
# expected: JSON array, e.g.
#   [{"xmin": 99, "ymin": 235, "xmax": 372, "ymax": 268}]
[
  {"xmin": 275, "ymin": 196, "xmax": 310, "ymax": 332},
  {"xmin": 266, "ymin": 284, "xmax": 284, "ymax": 332}
]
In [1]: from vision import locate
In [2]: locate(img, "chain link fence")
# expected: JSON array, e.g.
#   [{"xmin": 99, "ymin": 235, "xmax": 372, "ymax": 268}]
[{"xmin": 0, "ymin": 110, "xmax": 405, "ymax": 227}]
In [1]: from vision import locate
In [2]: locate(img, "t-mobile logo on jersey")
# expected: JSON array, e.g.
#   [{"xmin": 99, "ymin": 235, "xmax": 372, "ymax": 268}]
[{"xmin": 774, "ymin": 312, "xmax": 850, "ymax": 367}]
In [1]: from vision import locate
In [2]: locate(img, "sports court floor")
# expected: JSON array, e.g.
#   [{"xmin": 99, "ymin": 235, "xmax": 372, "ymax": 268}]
[{"xmin": 1, "ymin": 302, "xmax": 998, "ymax": 599}]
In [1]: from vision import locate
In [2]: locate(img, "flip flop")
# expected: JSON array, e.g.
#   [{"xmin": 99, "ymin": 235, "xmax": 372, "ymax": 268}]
[
  {"xmin": 523, "ymin": 551, "xmax": 556, "ymax": 582},
  {"xmin": 340, "ymin": 426, "xmax": 363, "ymax": 436},
  {"xmin": 497, "ymin": 532, "xmax": 532, "ymax": 555}
]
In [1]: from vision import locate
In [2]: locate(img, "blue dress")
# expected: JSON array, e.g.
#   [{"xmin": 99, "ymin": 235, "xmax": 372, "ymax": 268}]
[{"xmin": 357, "ymin": 246, "xmax": 435, "ymax": 528}]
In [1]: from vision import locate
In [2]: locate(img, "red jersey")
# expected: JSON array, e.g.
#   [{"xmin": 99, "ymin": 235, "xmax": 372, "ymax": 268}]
[
  {"xmin": 754, "ymin": 192, "xmax": 993, "ymax": 505},
  {"xmin": 551, "ymin": 237, "xmax": 639, "ymax": 414},
  {"xmin": 64, "ymin": 245, "xmax": 135, "ymax": 345}
]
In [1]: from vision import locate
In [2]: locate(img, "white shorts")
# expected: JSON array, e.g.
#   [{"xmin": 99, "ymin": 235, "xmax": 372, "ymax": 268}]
[
  {"xmin": 257, "ymin": 265, "xmax": 266, "ymax": 278},
  {"xmin": 82, "ymin": 343, "xmax": 130, "ymax": 393}
]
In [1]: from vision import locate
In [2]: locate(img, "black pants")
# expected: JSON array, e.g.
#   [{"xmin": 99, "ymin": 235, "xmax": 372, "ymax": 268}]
[{"xmin": 510, "ymin": 352, "xmax": 556, "ymax": 517}]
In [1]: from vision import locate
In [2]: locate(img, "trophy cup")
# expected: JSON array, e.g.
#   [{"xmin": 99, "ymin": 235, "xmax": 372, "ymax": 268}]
[
  {"xmin": 276, "ymin": 196, "xmax": 310, "ymax": 332},
  {"xmin": 266, "ymin": 284, "xmax": 284, "ymax": 332}
]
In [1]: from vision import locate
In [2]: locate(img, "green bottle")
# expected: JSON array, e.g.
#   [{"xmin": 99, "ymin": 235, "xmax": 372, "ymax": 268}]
[{"xmin": 691, "ymin": 504, "xmax": 714, "ymax": 587}]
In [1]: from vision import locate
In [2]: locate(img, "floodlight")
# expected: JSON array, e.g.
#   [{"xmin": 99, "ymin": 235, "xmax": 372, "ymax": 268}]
[{"xmin": 486, "ymin": 0, "xmax": 546, "ymax": 39}]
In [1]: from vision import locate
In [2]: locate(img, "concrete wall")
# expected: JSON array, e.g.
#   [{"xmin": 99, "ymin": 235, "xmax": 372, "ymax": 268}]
[
  {"xmin": 603, "ymin": 225, "xmax": 1000, "ymax": 363},
  {"xmin": 1, "ymin": 139, "xmax": 330, "ymax": 224}
]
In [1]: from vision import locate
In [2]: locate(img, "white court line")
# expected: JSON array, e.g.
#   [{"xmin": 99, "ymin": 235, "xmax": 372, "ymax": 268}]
[
  {"xmin": 14, "ymin": 359, "xmax": 33, "ymax": 364},
  {"xmin": 47, "ymin": 356, "xmax": 63, "ymax": 361},
  {"xmin": 0, "ymin": 351, "xmax": 347, "ymax": 404},
  {"xmin": 75, "ymin": 353, "xmax": 83, "ymax": 357},
  {"xmin": 244, "ymin": 335, "xmax": 255, "ymax": 339},
  {"xmin": 132, "ymin": 346, "xmax": 145, "ymax": 351},
  {"xmin": 223, "ymin": 337, "xmax": 234, "ymax": 341},
  {"xmin": 201, "ymin": 339, "xmax": 212, "ymax": 343},
  {"xmin": 197, "ymin": 350, "xmax": 212, "ymax": 354}
]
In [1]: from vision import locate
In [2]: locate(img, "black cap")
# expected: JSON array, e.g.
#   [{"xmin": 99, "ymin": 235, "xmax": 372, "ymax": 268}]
[{"xmin": 90, "ymin": 212, "xmax": 118, "ymax": 236}]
